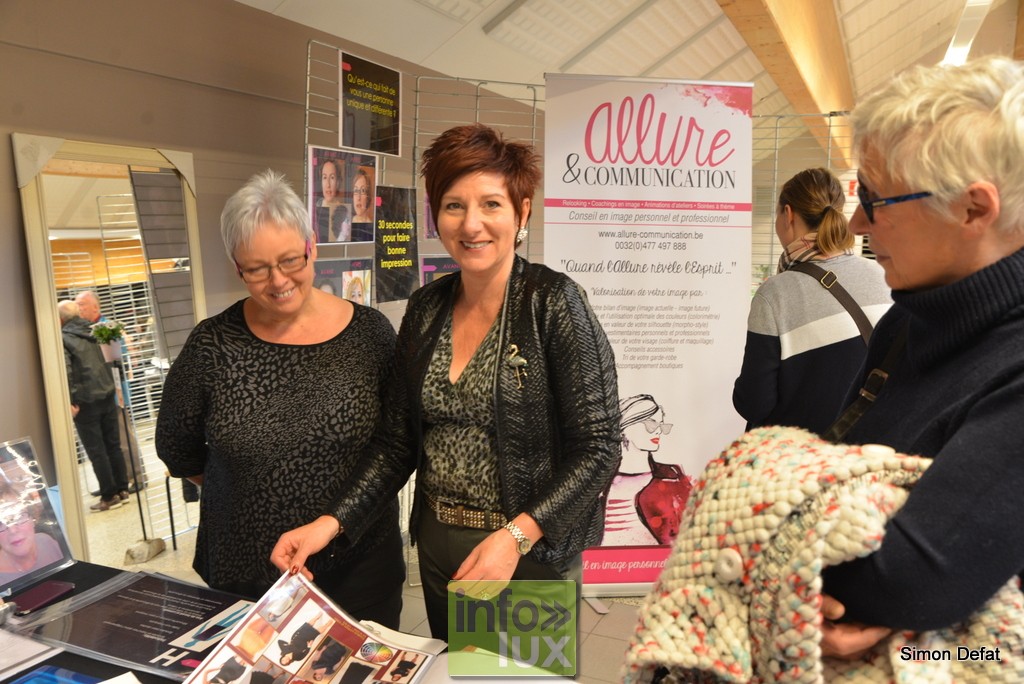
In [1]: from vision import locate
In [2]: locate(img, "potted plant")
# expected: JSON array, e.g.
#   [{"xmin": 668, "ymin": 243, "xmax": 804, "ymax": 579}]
[{"xmin": 92, "ymin": 321, "xmax": 125, "ymax": 363}]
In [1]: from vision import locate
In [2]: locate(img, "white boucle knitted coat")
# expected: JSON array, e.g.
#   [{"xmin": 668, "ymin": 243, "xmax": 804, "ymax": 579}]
[{"xmin": 623, "ymin": 426, "xmax": 1024, "ymax": 683}]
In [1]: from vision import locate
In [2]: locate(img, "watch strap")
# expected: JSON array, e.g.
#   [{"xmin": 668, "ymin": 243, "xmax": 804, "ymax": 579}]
[{"xmin": 503, "ymin": 521, "xmax": 532, "ymax": 555}]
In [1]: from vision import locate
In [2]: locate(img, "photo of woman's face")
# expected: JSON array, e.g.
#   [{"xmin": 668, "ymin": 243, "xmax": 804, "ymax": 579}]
[
  {"xmin": 0, "ymin": 504, "xmax": 35, "ymax": 560},
  {"xmin": 321, "ymin": 161, "xmax": 340, "ymax": 203},
  {"xmin": 353, "ymin": 173, "xmax": 370, "ymax": 217},
  {"xmin": 346, "ymin": 275, "xmax": 366, "ymax": 305}
]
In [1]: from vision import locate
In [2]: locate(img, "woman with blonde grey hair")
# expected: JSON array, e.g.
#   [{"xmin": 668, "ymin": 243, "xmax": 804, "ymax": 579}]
[
  {"xmin": 817, "ymin": 56, "xmax": 1024, "ymax": 658},
  {"xmin": 156, "ymin": 170, "xmax": 404, "ymax": 627}
]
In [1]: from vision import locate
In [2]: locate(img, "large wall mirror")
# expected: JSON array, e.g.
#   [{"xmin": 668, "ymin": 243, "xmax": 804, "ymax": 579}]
[{"xmin": 14, "ymin": 134, "xmax": 206, "ymax": 563}]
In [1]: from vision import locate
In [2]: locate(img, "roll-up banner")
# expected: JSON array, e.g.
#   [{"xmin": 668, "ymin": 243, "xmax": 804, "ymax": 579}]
[{"xmin": 544, "ymin": 74, "xmax": 752, "ymax": 595}]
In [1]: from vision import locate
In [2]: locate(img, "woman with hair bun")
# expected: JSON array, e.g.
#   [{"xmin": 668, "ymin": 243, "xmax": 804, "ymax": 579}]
[{"xmin": 733, "ymin": 167, "xmax": 891, "ymax": 434}]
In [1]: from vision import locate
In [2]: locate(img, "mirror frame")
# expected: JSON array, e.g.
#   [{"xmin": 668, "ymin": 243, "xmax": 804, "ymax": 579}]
[{"xmin": 15, "ymin": 136, "xmax": 206, "ymax": 560}]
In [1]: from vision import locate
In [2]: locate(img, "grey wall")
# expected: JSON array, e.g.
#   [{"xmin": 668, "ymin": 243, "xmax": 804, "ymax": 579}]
[{"xmin": 0, "ymin": 0, "xmax": 434, "ymax": 481}]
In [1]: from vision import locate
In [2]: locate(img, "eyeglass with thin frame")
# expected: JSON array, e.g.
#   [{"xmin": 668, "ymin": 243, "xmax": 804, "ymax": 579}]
[
  {"xmin": 235, "ymin": 241, "xmax": 311, "ymax": 284},
  {"xmin": 642, "ymin": 419, "xmax": 673, "ymax": 435},
  {"xmin": 857, "ymin": 178, "xmax": 932, "ymax": 223},
  {"xmin": 0, "ymin": 509, "xmax": 31, "ymax": 533},
  {"xmin": 352, "ymin": 186, "xmax": 370, "ymax": 196}
]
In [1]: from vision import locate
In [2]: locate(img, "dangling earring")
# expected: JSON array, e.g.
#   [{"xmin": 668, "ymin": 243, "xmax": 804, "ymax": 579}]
[{"xmin": 516, "ymin": 226, "xmax": 528, "ymax": 245}]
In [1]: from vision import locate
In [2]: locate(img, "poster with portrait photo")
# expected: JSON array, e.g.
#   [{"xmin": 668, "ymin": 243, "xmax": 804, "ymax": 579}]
[
  {"xmin": 348, "ymin": 162, "xmax": 377, "ymax": 242},
  {"xmin": 0, "ymin": 437, "xmax": 74, "ymax": 595},
  {"xmin": 339, "ymin": 53, "xmax": 401, "ymax": 157},
  {"xmin": 317, "ymin": 258, "xmax": 372, "ymax": 307},
  {"xmin": 307, "ymin": 146, "xmax": 378, "ymax": 245}
]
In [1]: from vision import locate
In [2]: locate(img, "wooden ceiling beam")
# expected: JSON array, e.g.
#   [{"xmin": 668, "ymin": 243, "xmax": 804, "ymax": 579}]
[
  {"xmin": 1015, "ymin": 0, "xmax": 1024, "ymax": 60},
  {"xmin": 717, "ymin": 0, "xmax": 855, "ymax": 167}
]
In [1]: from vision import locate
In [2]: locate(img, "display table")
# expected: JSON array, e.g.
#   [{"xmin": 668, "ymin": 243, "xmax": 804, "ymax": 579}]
[
  {"xmin": 1, "ymin": 563, "xmax": 249, "ymax": 684},
  {"xmin": 2, "ymin": 562, "xmax": 168, "ymax": 683}
]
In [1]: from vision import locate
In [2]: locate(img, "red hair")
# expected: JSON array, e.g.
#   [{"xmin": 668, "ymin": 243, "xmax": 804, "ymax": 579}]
[{"xmin": 420, "ymin": 124, "xmax": 541, "ymax": 228}]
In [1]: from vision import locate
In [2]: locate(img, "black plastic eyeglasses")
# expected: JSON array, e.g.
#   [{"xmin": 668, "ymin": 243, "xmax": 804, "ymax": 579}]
[
  {"xmin": 235, "ymin": 241, "xmax": 311, "ymax": 284},
  {"xmin": 857, "ymin": 180, "xmax": 932, "ymax": 224}
]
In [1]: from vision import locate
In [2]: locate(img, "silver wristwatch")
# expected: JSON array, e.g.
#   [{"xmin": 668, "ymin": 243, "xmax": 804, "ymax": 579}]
[{"xmin": 504, "ymin": 521, "xmax": 533, "ymax": 555}]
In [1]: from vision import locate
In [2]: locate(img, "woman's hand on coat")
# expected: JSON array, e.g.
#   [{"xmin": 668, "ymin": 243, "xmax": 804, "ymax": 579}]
[
  {"xmin": 820, "ymin": 594, "xmax": 893, "ymax": 660},
  {"xmin": 270, "ymin": 515, "xmax": 341, "ymax": 581}
]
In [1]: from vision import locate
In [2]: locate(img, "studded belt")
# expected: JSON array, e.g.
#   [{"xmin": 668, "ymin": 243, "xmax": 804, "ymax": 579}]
[{"xmin": 426, "ymin": 495, "xmax": 507, "ymax": 531}]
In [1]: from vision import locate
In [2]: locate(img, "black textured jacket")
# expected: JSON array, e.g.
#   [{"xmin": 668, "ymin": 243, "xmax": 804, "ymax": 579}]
[
  {"xmin": 62, "ymin": 316, "xmax": 115, "ymax": 405},
  {"xmin": 330, "ymin": 256, "xmax": 621, "ymax": 565}
]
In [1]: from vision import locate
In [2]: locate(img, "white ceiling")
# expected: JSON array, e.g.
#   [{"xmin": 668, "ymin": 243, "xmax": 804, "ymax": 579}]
[{"xmin": 234, "ymin": 0, "xmax": 1019, "ymax": 120}]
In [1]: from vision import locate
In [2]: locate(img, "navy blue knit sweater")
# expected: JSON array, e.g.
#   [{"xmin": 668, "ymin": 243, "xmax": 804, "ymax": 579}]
[{"xmin": 822, "ymin": 246, "xmax": 1024, "ymax": 631}]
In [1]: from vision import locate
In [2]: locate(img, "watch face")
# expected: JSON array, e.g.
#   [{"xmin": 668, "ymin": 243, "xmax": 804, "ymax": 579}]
[{"xmin": 518, "ymin": 539, "xmax": 532, "ymax": 554}]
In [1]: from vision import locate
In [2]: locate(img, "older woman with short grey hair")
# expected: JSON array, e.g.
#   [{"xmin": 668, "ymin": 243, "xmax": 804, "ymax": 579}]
[
  {"xmin": 156, "ymin": 170, "xmax": 404, "ymax": 627},
  {"xmin": 819, "ymin": 56, "xmax": 1024, "ymax": 658}
]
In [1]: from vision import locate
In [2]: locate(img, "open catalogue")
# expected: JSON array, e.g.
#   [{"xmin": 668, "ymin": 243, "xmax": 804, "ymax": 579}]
[{"xmin": 184, "ymin": 572, "xmax": 445, "ymax": 684}]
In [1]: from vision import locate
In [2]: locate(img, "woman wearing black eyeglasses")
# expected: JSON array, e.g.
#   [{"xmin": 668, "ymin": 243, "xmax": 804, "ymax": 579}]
[
  {"xmin": 156, "ymin": 170, "xmax": 404, "ymax": 628},
  {"xmin": 816, "ymin": 56, "xmax": 1024, "ymax": 661},
  {"xmin": 732, "ymin": 167, "xmax": 892, "ymax": 435}
]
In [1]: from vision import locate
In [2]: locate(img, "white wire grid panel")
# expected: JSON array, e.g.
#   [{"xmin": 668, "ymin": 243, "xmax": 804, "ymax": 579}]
[{"xmin": 751, "ymin": 113, "xmax": 864, "ymax": 294}]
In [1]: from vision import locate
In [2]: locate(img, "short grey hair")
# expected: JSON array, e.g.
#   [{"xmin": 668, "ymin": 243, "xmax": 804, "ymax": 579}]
[
  {"xmin": 220, "ymin": 170, "xmax": 313, "ymax": 261},
  {"xmin": 852, "ymin": 56, "xmax": 1024, "ymax": 233},
  {"xmin": 58, "ymin": 300, "xmax": 79, "ymax": 323}
]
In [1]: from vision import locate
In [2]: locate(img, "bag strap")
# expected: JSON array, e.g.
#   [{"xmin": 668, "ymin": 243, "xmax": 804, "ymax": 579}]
[
  {"xmin": 788, "ymin": 261, "xmax": 873, "ymax": 345},
  {"xmin": 823, "ymin": 321, "xmax": 909, "ymax": 442}
]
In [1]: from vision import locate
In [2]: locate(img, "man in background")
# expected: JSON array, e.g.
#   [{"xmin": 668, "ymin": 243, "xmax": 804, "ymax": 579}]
[
  {"xmin": 59, "ymin": 300, "xmax": 130, "ymax": 512},
  {"xmin": 74, "ymin": 290, "xmax": 145, "ymax": 493}
]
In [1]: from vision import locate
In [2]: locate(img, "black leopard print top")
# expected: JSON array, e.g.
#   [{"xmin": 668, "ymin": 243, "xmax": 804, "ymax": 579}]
[
  {"xmin": 420, "ymin": 313, "xmax": 502, "ymax": 511},
  {"xmin": 156, "ymin": 300, "xmax": 401, "ymax": 596}
]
